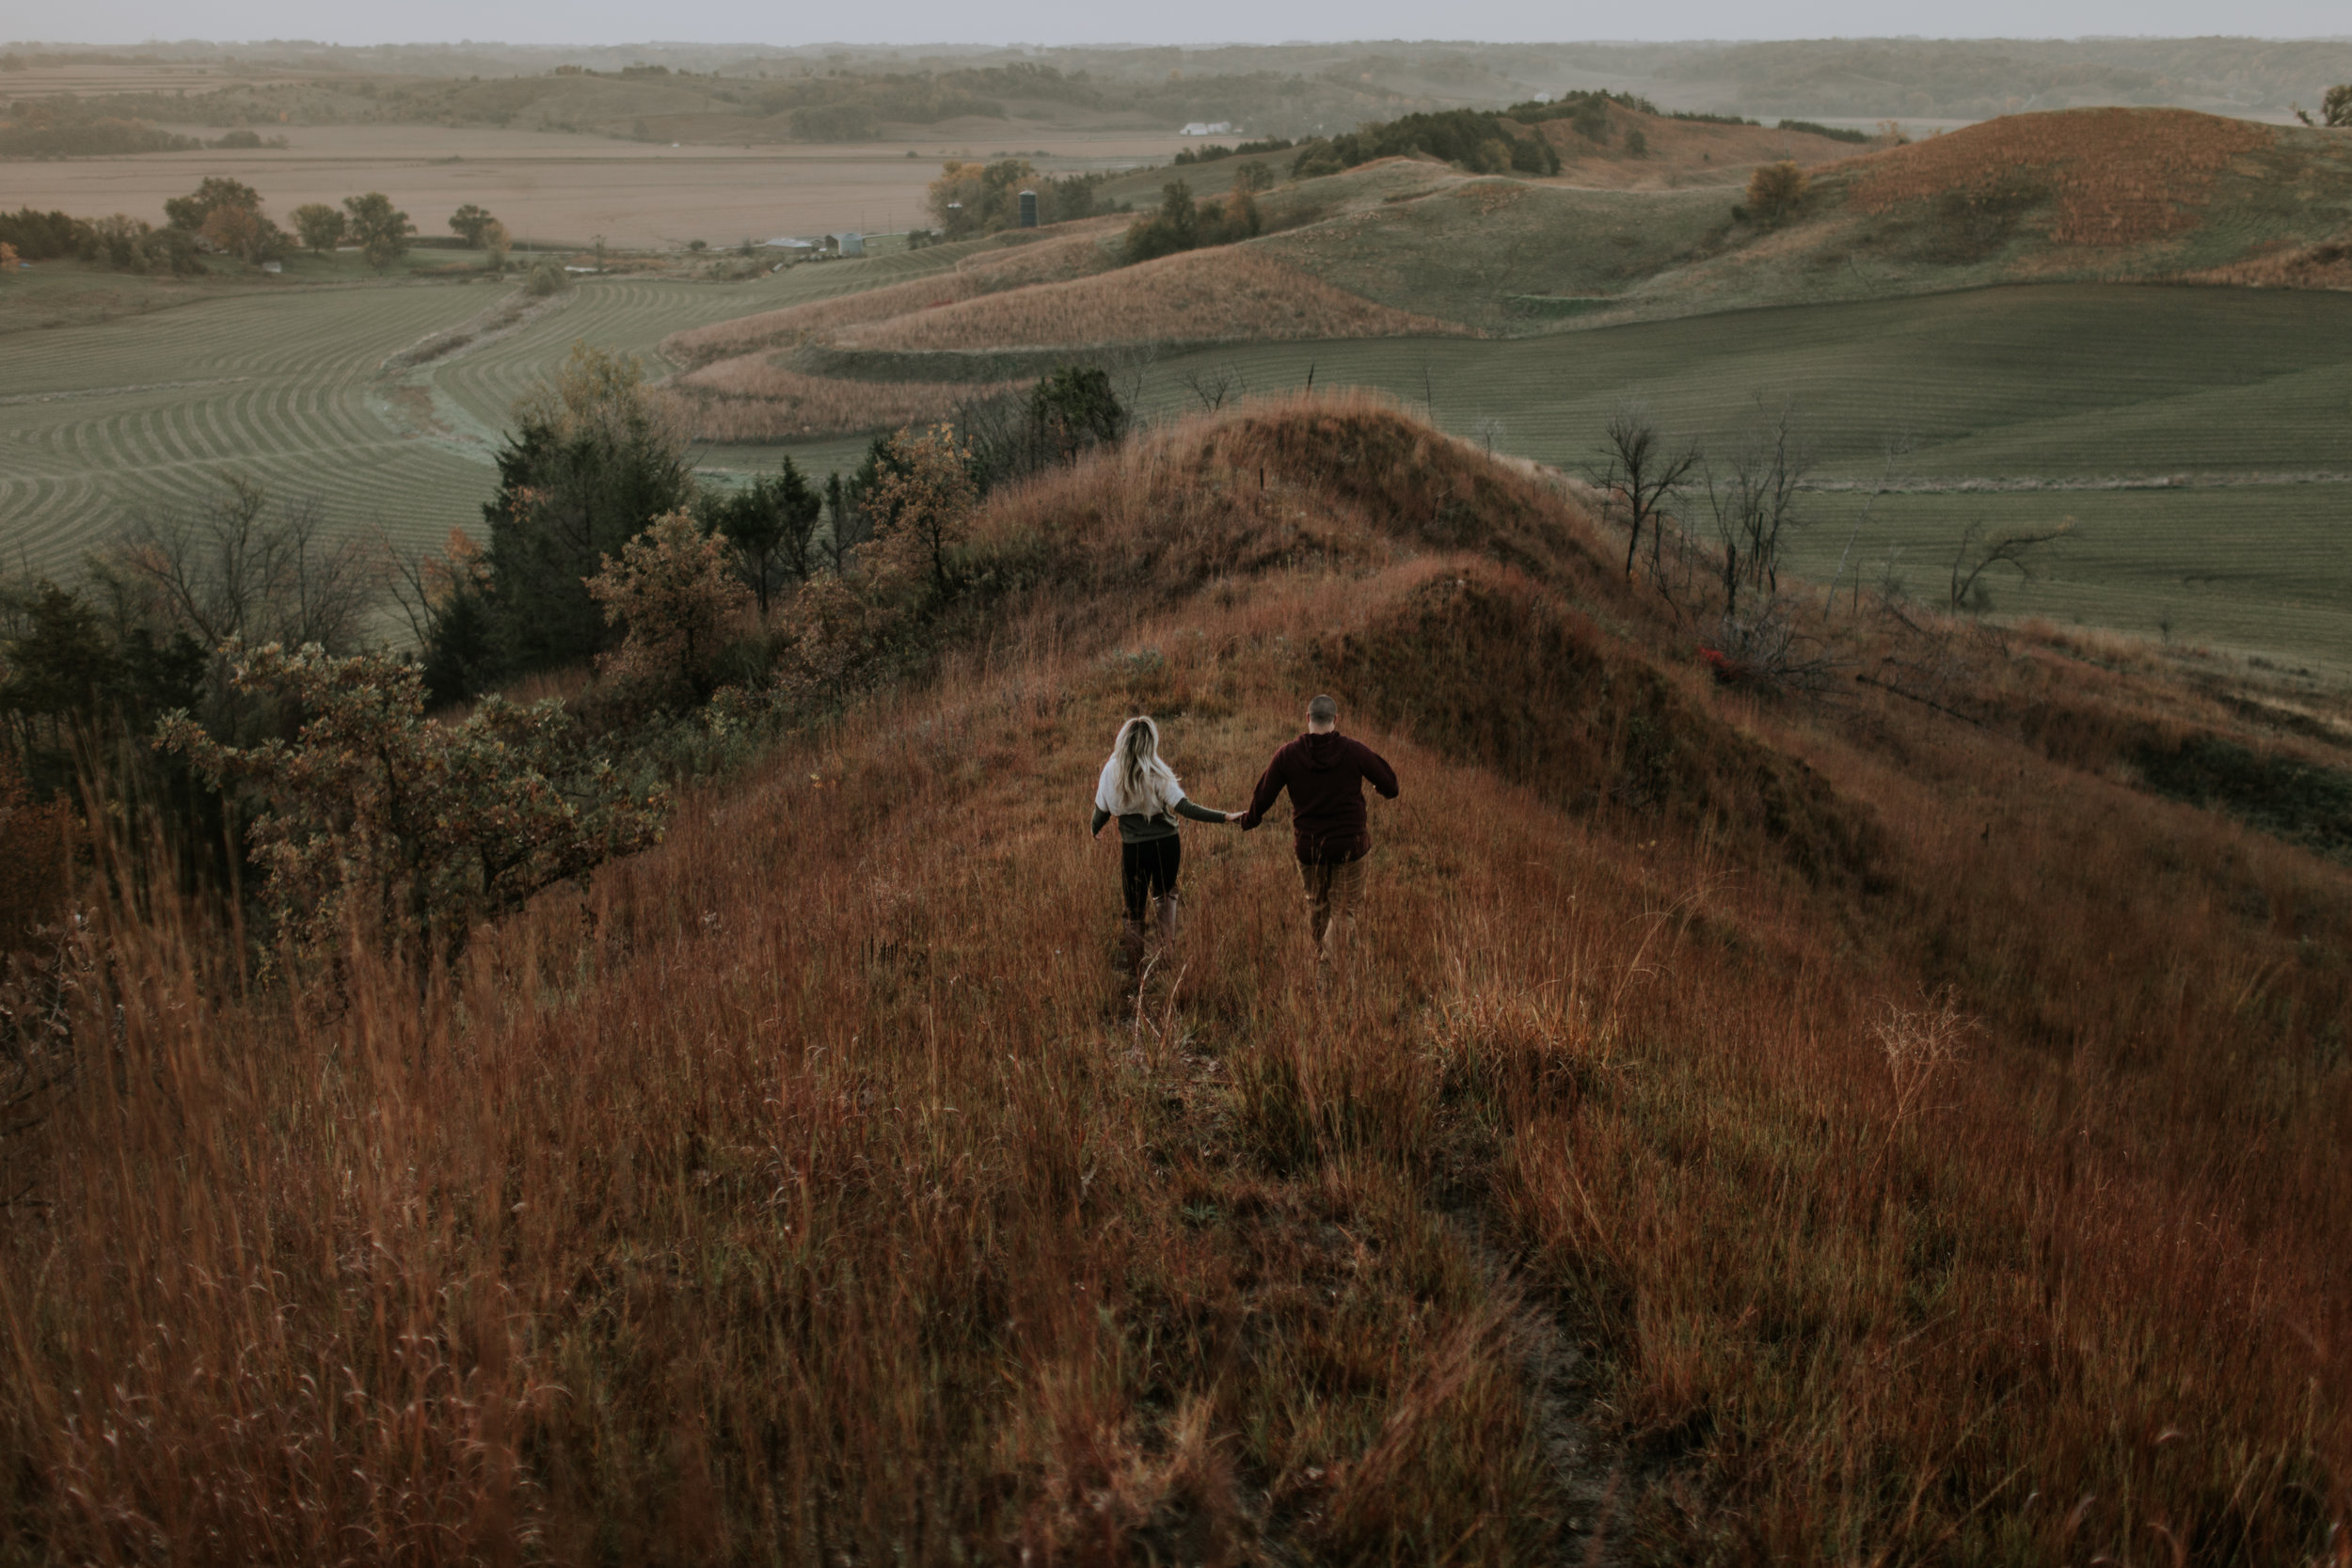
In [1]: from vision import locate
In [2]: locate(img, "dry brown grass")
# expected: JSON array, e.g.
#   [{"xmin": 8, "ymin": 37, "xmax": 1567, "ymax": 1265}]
[
  {"xmin": 657, "ymin": 354, "xmax": 1013, "ymax": 440},
  {"xmin": 837, "ymin": 248, "xmax": 1469, "ymax": 353},
  {"xmin": 2, "ymin": 395, "xmax": 2346, "ymax": 1561},
  {"xmin": 1844, "ymin": 106, "xmax": 2275, "ymax": 246},
  {"xmin": 1536, "ymin": 104, "xmax": 1875, "ymax": 189},
  {"xmin": 660, "ymin": 230, "xmax": 1120, "ymax": 370}
]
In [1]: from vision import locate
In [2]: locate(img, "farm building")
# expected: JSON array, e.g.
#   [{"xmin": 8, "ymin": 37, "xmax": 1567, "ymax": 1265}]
[
  {"xmin": 762, "ymin": 236, "xmax": 818, "ymax": 254},
  {"xmin": 1180, "ymin": 121, "xmax": 1236, "ymax": 136},
  {"xmin": 829, "ymin": 231, "xmax": 865, "ymax": 257}
]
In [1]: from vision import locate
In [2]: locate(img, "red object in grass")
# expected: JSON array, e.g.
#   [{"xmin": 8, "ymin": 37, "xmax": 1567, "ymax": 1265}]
[{"xmin": 1698, "ymin": 646, "xmax": 1741, "ymax": 683}]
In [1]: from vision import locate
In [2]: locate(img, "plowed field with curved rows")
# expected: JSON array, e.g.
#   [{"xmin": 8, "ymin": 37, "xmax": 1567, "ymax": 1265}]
[{"xmin": 0, "ymin": 254, "xmax": 963, "ymax": 583}]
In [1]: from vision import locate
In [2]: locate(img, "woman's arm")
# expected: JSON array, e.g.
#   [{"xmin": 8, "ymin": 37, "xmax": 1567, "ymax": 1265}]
[
  {"xmin": 1090, "ymin": 806, "xmax": 1112, "ymax": 836},
  {"xmin": 1172, "ymin": 799, "xmax": 1229, "ymax": 825}
]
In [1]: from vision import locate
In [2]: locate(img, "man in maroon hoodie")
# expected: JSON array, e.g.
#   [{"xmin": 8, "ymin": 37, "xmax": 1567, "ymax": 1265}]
[{"xmin": 1236, "ymin": 694, "xmax": 1400, "ymax": 972}]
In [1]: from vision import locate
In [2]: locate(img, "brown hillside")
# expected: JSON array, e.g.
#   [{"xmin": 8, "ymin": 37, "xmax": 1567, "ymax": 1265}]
[
  {"xmin": 10, "ymin": 397, "xmax": 2346, "ymax": 1561},
  {"xmin": 1842, "ymin": 106, "xmax": 2274, "ymax": 245},
  {"xmin": 660, "ymin": 229, "xmax": 1120, "ymax": 371},
  {"xmin": 1536, "ymin": 102, "xmax": 1880, "ymax": 189},
  {"xmin": 834, "ymin": 248, "xmax": 1470, "ymax": 353},
  {"xmin": 656, "ymin": 356, "xmax": 1011, "ymax": 441}
]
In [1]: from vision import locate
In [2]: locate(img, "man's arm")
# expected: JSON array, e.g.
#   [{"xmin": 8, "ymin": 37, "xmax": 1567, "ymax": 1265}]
[
  {"xmin": 1237, "ymin": 750, "xmax": 1289, "ymax": 831},
  {"xmin": 1356, "ymin": 741, "xmax": 1400, "ymax": 800}
]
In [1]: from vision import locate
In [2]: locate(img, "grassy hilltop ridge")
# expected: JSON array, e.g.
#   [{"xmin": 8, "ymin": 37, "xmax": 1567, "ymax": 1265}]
[{"xmin": 6, "ymin": 396, "xmax": 2345, "ymax": 1560}]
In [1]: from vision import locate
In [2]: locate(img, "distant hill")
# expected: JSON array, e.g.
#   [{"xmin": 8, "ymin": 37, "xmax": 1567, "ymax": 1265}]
[
  {"xmin": 1244, "ymin": 107, "xmax": 2352, "ymax": 334},
  {"xmin": 654, "ymin": 107, "xmax": 2352, "ymax": 439}
]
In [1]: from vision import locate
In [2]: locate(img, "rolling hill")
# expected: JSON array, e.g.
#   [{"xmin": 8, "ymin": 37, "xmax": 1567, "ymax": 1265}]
[{"xmin": 8, "ymin": 397, "xmax": 2345, "ymax": 1561}]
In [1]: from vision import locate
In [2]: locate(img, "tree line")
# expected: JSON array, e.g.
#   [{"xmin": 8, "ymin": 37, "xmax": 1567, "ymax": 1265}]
[{"xmin": 0, "ymin": 179, "xmax": 508, "ymax": 275}]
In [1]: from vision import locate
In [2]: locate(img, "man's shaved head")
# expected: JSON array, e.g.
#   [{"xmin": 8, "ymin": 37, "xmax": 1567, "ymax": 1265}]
[{"xmin": 1308, "ymin": 694, "xmax": 1338, "ymax": 723}]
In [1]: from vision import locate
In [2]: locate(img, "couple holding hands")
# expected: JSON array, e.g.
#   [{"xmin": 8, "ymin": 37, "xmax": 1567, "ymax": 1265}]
[{"xmin": 1089, "ymin": 694, "xmax": 1400, "ymax": 972}]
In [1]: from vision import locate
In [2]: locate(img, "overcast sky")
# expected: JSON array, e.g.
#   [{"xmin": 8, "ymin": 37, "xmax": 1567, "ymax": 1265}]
[{"xmin": 15, "ymin": 0, "xmax": 2352, "ymax": 49}]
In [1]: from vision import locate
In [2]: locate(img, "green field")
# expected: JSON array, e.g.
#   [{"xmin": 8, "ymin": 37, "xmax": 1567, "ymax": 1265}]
[
  {"xmin": 8, "ymin": 257, "xmax": 2351, "ymax": 667},
  {"xmin": 1058, "ymin": 283, "xmax": 2352, "ymax": 666}
]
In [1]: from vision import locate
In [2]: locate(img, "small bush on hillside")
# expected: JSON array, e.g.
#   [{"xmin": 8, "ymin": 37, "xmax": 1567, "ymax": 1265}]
[
  {"xmin": 158, "ymin": 641, "xmax": 667, "ymax": 972},
  {"xmin": 525, "ymin": 261, "xmax": 567, "ymax": 296},
  {"xmin": 1742, "ymin": 160, "xmax": 1809, "ymax": 227}
]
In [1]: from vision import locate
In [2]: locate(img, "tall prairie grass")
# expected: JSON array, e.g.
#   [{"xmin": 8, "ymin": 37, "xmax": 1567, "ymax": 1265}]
[{"xmin": 2, "ymin": 396, "xmax": 2345, "ymax": 1561}]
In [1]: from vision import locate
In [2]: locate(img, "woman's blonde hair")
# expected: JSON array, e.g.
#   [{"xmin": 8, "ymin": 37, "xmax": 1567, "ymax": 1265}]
[{"xmin": 1103, "ymin": 716, "xmax": 1181, "ymax": 817}]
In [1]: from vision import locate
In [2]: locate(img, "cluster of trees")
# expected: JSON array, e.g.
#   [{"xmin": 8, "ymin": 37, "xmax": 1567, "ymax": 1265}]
[
  {"xmin": 1171, "ymin": 135, "xmax": 1294, "ymax": 166},
  {"xmin": 413, "ymin": 345, "xmax": 1132, "ymax": 706},
  {"xmin": 1122, "ymin": 177, "xmax": 1264, "ymax": 263},
  {"xmin": 923, "ymin": 158, "xmax": 1121, "ymax": 239},
  {"xmin": 0, "ymin": 203, "xmax": 202, "ymax": 275},
  {"xmin": 1287, "ymin": 108, "xmax": 1562, "ymax": 181}
]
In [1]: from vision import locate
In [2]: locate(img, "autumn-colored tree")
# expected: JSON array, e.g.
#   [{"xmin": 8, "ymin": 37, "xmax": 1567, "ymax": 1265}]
[
  {"xmin": 158, "ymin": 641, "xmax": 667, "ymax": 970},
  {"xmin": 865, "ymin": 425, "xmax": 978, "ymax": 596},
  {"xmin": 1744, "ymin": 160, "xmax": 1809, "ymax": 227},
  {"xmin": 0, "ymin": 241, "xmax": 18, "ymax": 272},
  {"xmin": 197, "ymin": 201, "xmax": 283, "ymax": 264},
  {"xmin": 584, "ymin": 511, "xmax": 752, "ymax": 705},
  {"xmin": 926, "ymin": 157, "xmax": 1037, "ymax": 238},
  {"xmin": 289, "ymin": 202, "xmax": 345, "ymax": 254},
  {"xmin": 163, "ymin": 176, "xmax": 262, "ymax": 233},
  {"xmin": 480, "ymin": 218, "xmax": 509, "ymax": 271}
]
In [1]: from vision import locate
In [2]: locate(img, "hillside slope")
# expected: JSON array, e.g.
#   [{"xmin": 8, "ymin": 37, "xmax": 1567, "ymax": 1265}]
[
  {"xmin": 1264, "ymin": 107, "xmax": 2352, "ymax": 332},
  {"xmin": 7, "ymin": 398, "xmax": 2346, "ymax": 1563}
]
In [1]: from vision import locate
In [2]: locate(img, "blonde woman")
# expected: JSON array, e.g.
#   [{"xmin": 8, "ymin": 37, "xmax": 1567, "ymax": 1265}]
[{"xmin": 1089, "ymin": 715, "xmax": 1238, "ymax": 957}]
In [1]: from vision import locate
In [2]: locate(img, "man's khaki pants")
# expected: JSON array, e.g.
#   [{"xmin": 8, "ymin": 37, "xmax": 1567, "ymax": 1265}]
[{"xmin": 1297, "ymin": 855, "xmax": 1365, "ymax": 966}]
